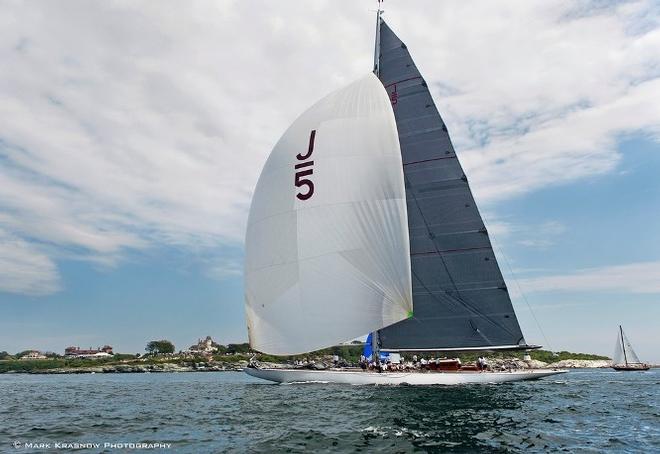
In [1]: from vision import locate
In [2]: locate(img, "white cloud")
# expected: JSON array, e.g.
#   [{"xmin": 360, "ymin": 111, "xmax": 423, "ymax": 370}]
[
  {"xmin": 516, "ymin": 221, "xmax": 567, "ymax": 248},
  {"xmin": 1, "ymin": 0, "xmax": 659, "ymax": 295},
  {"xmin": 0, "ymin": 228, "xmax": 61, "ymax": 295},
  {"xmin": 483, "ymin": 218, "xmax": 566, "ymax": 249},
  {"xmin": 518, "ymin": 260, "xmax": 660, "ymax": 295},
  {"xmin": 381, "ymin": 0, "xmax": 660, "ymax": 203},
  {"xmin": 204, "ymin": 257, "xmax": 243, "ymax": 281}
]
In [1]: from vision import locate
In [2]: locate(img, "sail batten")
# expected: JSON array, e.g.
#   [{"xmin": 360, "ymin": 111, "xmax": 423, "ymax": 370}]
[{"xmin": 376, "ymin": 19, "xmax": 527, "ymax": 350}]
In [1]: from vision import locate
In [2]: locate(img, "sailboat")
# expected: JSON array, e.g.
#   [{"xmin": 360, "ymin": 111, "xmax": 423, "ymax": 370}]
[
  {"xmin": 243, "ymin": 6, "xmax": 566, "ymax": 385},
  {"xmin": 612, "ymin": 325, "xmax": 649, "ymax": 371}
]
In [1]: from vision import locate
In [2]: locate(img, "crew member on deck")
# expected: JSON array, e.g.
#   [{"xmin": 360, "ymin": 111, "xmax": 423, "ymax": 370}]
[{"xmin": 477, "ymin": 356, "xmax": 484, "ymax": 371}]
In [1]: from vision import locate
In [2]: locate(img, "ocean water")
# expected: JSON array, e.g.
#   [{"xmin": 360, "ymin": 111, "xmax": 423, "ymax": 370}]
[{"xmin": 1, "ymin": 369, "xmax": 658, "ymax": 453}]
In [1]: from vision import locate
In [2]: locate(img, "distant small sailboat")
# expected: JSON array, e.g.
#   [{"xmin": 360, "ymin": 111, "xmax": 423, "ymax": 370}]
[
  {"xmin": 243, "ymin": 4, "xmax": 566, "ymax": 385},
  {"xmin": 612, "ymin": 325, "xmax": 649, "ymax": 371}
]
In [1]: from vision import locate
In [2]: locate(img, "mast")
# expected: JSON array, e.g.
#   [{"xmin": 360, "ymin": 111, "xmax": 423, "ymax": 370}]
[
  {"xmin": 370, "ymin": 0, "xmax": 384, "ymax": 362},
  {"xmin": 373, "ymin": 0, "xmax": 383, "ymax": 76},
  {"xmin": 620, "ymin": 325, "xmax": 628, "ymax": 366}
]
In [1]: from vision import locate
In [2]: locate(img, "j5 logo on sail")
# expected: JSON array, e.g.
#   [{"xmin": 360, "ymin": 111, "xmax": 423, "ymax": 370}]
[{"xmin": 294, "ymin": 130, "xmax": 316, "ymax": 200}]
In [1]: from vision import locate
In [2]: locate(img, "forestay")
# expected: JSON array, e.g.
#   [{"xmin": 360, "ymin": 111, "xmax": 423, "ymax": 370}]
[
  {"xmin": 245, "ymin": 73, "xmax": 413, "ymax": 356},
  {"xmin": 376, "ymin": 20, "xmax": 527, "ymax": 350}
]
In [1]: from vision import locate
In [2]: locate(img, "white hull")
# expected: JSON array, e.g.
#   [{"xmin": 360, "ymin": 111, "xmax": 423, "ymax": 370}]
[{"xmin": 244, "ymin": 367, "xmax": 567, "ymax": 385}]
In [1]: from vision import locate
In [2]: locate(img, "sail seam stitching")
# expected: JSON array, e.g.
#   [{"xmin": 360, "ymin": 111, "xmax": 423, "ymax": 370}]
[
  {"xmin": 403, "ymin": 156, "xmax": 455, "ymax": 166},
  {"xmin": 384, "ymin": 76, "xmax": 422, "ymax": 89},
  {"xmin": 411, "ymin": 246, "xmax": 490, "ymax": 255}
]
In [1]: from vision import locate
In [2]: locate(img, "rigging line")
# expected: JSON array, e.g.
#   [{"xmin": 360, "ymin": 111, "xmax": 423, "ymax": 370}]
[
  {"xmin": 410, "ymin": 266, "xmax": 516, "ymax": 340},
  {"xmin": 403, "ymin": 173, "xmax": 461, "ymax": 295},
  {"xmin": 406, "ymin": 223, "xmax": 516, "ymax": 339},
  {"xmin": 481, "ymin": 214, "xmax": 554, "ymax": 352},
  {"xmin": 408, "ymin": 219, "xmax": 462, "ymax": 310},
  {"xmin": 403, "ymin": 173, "xmax": 518, "ymax": 339}
]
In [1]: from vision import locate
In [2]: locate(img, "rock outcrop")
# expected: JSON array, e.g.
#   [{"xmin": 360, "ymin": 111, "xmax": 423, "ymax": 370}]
[
  {"xmin": 485, "ymin": 358, "xmax": 548, "ymax": 370},
  {"xmin": 26, "ymin": 360, "xmax": 250, "ymax": 374},
  {"xmin": 484, "ymin": 357, "xmax": 611, "ymax": 370},
  {"xmin": 545, "ymin": 359, "xmax": 611, "ymax": 369}
]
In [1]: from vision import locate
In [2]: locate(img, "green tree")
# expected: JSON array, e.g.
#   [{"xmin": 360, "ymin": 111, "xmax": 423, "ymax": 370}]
[
  {"xmin": 113, "ymin": 353, "xmax": 137, "ymax": 361},
  {"xmin": 211, "ymin": 342, "xmax": 228, "ymax": 354},
  {"xmin": 0, "ymin": 351, "xmax": 12, "ymax": 360},
  {"xmin": 226, "ymin": 343, "xmax": 251, "ymax": 354},
  {"xmin": 145, "ymin": 340, "xmax": 175, "ymax": 355}
]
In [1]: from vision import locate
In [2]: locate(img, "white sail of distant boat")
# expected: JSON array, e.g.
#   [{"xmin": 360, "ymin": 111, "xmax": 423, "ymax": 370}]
[
  {"xmin": 612, "ymin": 325, "xmax": 649, "ymax": 371},
  {"xmin": 243, "ymin": 5, "xmax": 566, "ymax": 385}
]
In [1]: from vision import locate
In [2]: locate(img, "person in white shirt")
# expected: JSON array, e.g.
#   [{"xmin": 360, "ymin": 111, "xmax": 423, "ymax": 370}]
[{"xmin": 477, "ymin": 356, "xmax": 484, "ymax": 371}]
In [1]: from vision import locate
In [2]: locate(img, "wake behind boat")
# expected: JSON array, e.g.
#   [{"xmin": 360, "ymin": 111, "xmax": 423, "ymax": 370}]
[{"xmin": 242, "ymin": 3, "xmax": 566, "ymax": 385}]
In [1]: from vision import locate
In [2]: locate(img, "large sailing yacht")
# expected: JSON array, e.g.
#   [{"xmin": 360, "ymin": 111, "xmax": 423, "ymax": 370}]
[{"xmin": 243, "ymin": 7, "xmax": 566, "ymax": 385}]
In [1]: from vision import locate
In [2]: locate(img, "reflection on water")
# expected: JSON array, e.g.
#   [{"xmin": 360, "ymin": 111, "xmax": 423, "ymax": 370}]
[{"xmin": 1, "ymin": 370, "xmax": 658, "ymax": 453}]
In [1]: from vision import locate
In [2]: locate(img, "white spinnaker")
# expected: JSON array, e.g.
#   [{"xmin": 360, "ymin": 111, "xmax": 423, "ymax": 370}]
[{"xmin": 245, "ymin": 73, "xmax": 412, "ymax": 355}]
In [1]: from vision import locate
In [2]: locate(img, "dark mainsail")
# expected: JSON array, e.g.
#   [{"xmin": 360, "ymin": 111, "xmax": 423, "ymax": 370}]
[{"xmin": 376, "ymin": 19, "xmax": 529, "ymax": 351}]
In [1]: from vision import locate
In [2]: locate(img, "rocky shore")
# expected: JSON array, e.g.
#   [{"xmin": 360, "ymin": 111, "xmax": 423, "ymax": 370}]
[
  {"xmin": 1, "ymin": 357, "xmax": 617, "ymax": 374},
  {"xmin": 545, "ymin": 359, "xmax": 612, "ymax": 369},
  {"xmin": 2, "ymin": 361, "xmax": 249, "ymax": 374},
  {"xmin": 486, "ymin": 358, "xmax": 612, "ymax": 370}
]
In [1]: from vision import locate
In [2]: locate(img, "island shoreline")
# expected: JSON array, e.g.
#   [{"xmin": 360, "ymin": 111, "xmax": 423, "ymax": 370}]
[{"xmin": 1, "ymin": 358, "xmax": 631, "ymax": 375}]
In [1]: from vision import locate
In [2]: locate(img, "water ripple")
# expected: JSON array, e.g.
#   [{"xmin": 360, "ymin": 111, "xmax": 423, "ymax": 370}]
[{"xmin": 0, "ymin": 369, "xmax": 658, "ymax": 452}]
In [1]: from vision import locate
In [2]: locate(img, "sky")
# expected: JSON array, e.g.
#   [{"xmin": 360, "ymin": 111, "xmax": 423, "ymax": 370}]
[{"xmin": 1, "ymin": 0, "xmax": 659, "ymax": 361}]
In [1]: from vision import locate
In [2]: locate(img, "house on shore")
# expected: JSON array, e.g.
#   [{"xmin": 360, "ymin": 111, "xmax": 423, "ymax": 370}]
[
  {"xmin": 20, "ymin": 350, "xmax": 47, "ymax": 360},
  {"xmin": 187, "ymin": 336, "xmax": 218, "ymax": 356}
]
